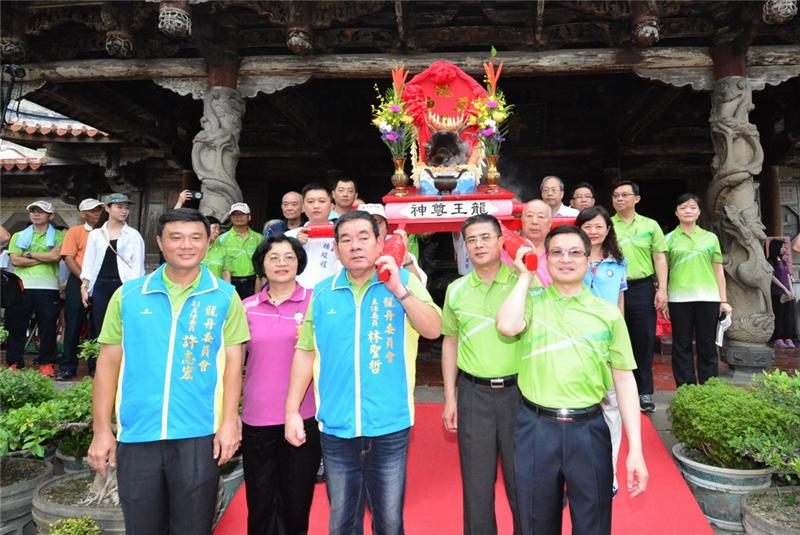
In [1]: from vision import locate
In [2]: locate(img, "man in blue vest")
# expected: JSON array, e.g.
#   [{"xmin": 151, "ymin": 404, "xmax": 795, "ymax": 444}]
[
  {"xmin": 285, "ymin": 210, "xmax": 441, "ymax": 535},
  {"xmin": 88, "ymin": 208, "xmax": 250, "ymax": 535}
]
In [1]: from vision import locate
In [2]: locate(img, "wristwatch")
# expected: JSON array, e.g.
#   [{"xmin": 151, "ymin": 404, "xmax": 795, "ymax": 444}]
[
  {"xmin": 24, "ymin": 252, "xmax": 32, "ymax": 259},
  {"xmin": 398, "ymin": 285, "xmax": 412, "ymax": 302}
]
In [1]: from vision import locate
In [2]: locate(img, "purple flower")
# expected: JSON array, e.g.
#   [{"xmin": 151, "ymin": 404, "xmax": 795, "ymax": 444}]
[
  {"xmin": 384, "ymin": 133, "xmax": 399, "ymax": 142},
  {"xmin": 493, "ymin": 136, "xmax": 505, "ymax": 142},
  {"xmin": 480, "ymin": 127, "xmax": 495, "ymax": 136},
  {"xmin": 389, "ymin": 105, "xmax": 402, "ymax": 112},
  {"xmin": 486, "ymin": 101, "xmax": 499, "ymax": 108}
]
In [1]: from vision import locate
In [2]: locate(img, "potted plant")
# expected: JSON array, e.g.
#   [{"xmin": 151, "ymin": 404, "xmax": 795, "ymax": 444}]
[
  {"xmin": 77, "ymin": 338, "xmax": 100, "ymax": 362},
  {"xmin": 0, "ymin": 454, "xmax": 54, "ymax": 534},
  {"xmin": 48, "ymin": 516, "xmax": 102, "ymax": 535},
  {"xmin": 670, "ymin": 375, "xmax": 799, "ymax": 531},
  {"xmin": 55, "ymin": 428, "xmax": 93, "ymax": 473},
  {"xmin": 0, "ymin": 367, "xmax": 56, "ymax": 410}
]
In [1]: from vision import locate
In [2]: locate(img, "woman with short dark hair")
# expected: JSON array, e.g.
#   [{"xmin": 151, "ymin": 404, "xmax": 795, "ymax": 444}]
[
  {"xmin": 240, "ymin": 235, "xmax": 319, "ymax": 534},
  {"xmin": 767, "ymin": 238, "xmax": 796, "ymax": 348},
  {"xmin": 664, "ymin": 193, "xmax": 731, "ymax": 386}
]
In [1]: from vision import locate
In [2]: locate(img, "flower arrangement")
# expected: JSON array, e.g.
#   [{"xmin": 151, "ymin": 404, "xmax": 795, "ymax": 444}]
[
  {"xmin": 470, "ymin": 59, "xmax": 513, "ymax": 157},
  {"xmin": 371, "ymin": 66, "xmax": 416, "ymax": 160}
]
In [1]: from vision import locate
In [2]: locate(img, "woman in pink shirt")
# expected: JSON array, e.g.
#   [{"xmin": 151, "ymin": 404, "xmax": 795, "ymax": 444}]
[{"xmin": 241, "ymin": 235, "xmax": 319, "ymax": 535}]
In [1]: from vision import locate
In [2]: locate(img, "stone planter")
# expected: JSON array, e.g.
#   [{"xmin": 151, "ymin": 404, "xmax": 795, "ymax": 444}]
[
  {"xmin": 673, "ymin": 443, "xmax": 773, "ymax": 532},
  {"xmin": 54, "ymin": 448, "xmax": 90, "ymax": 473},
  {"xmin": 32, "ymin": 472, "xmax": 125, "ymax": 534},
  {"xmin": 0, "ymin": 458, "xmax": 54, "ymax": 535},
  {"xmin": 742, "ymin": 487, "xmax": 800, "ymax": 535}
]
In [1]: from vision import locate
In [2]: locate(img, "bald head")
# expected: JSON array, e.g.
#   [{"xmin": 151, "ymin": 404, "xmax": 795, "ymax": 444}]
[
  {"xmin": 521, "ymin": 199, "xmax": 552, "ymax": 246},
  {"xmin": 281, "ymin": 191, "xmax": 303, "ymax": 222}
]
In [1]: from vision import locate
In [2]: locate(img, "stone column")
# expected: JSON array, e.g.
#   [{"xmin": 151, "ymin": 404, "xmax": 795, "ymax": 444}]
[
  {"xmin": 707, "ymin": 56, "xmax": 774, "ymax": 376},
  {"xmin": 191, "ymin": 61, "xmax": 245, "ymax": 221}
]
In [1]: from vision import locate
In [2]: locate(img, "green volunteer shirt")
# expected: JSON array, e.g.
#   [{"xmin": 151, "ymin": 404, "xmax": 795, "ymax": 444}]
[
  {"xmin": 611, "ymin": 213, "xmax": 667, "ymax": 280},
  {"xmin": 99, "ymin": 270, "xmax": 250, "ymax": 346},
  {"xmin": 665, "ymin": 225, "xmax": 722, "ymax": 303},
  {"xmin": 203, "ymin": 240, "xmax": 229, "ymax": 279},
  {"xmin": 441, "ymin": 263, "xmax": 519, "ymax": 377},
  {"xmin": 518, "ymin": 285, "xmax": 636, "ymax": 408},
  {"xmin": 296, "ymin": 270, "xmax": 439, "ymax": 351},
  {"xmin": 8, "ymin": 228, "xmax": 65, "ymax": 290},
  {"xmin": 217, "ymin": 228, "xmax": 264, "ymax": 277}
]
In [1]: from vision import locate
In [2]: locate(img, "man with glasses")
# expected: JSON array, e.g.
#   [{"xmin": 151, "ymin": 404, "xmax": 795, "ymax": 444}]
[
  {"xmin": 441, "ymin": 214, "xmax": 521, "ymax": 534},
  {"xmin": 610, "ymin": 181, "xmax": 668, "ymax": 413},
  {"xmin": 570, "ymin": 182, "xmax": 596, "ymax": 212},
  {"xmin": 496, "ymin": 225, "xmax": 648, "ymax": 535},
  {"xmin": 540, "ymin": 176, "xmax": 579, "ymax": 217},
  {"xmin": 265, "ymin": 191, "xmax": 304, "ymax": 238}
]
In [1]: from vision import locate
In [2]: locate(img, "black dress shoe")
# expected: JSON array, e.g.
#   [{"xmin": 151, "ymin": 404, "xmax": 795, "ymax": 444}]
[{"xmin": 55, "ymin": 370, "xmax": 77, "ymax": 381}]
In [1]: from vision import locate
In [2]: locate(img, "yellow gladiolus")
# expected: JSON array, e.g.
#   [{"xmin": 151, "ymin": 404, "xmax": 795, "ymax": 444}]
[{"xmin": 492, "ymin": 111, "xmax": 507, "ymax": 122}]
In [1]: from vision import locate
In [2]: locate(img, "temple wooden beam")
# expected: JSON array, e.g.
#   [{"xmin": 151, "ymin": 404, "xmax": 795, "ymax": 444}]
[{"xmin": 15, "ymin": 46, "xmax": 800, "ymax": 83}]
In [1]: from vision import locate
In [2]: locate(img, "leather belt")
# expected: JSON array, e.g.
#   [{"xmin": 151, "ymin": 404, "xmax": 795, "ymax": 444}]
[
  {"xmin": 521, "ymin": 397, "xmax": 601, "ymax": 422},
  {"xmin": 460, "ymin": 371, "xmax": 517, "ymax": 389},
  {"xmin": 231, "ymin": 275, "xmax": 256, "ymax": 282},
  {"xmin": 627, "ymin": 276, "xmax": 654, "ymax": 288}
]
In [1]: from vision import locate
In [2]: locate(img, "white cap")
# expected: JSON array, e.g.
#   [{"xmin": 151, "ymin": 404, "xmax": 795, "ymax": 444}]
[
  {"xmin": 78, "ymin": 198, "xmax": 102, "ymax": 211},
  {"xmin": 229, "ymin": 202, "xmax": 251, "ymax": 215},
  {"xmin": 357, "ymin": 203, "xmax": 387, "ymax": 221},
  {"xmin": 26, "ymin": 200, "xmax": 54, "ymax": 214}
]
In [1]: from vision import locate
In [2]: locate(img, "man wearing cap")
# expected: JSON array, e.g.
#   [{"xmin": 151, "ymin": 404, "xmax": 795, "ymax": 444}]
[
  {"xmin": 5, "ymin": 201, "xmax": 65, "ymax": 375},
  {"xmin": 56, "ymin": 199, "xmax": 104, "ymax": 380},
  {"xmin": 217, "ymin": 202, "xmax": 264, "ymax": 299},
  {"xmin": 357, "ymin": 203, "xmax": 427, "ymax": 286},
  {"xmin": 442, "ymin": 214, "xmax": 522, "ymax": 534}
]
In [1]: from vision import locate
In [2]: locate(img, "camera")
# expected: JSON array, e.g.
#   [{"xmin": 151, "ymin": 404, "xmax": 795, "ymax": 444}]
[
  {"xmin": 3, "ymin": 65, "xmax": 26, "ymax": 79},
  {"xmin": 190, "ymin": 191, "xmax": 203, "ymax": 200}
]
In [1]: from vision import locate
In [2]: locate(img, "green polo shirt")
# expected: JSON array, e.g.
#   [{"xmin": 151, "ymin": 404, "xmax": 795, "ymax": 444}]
[
  {"xmin": 296, "ymin": 271, "xmax": 438, "ymax": 351},
  {"xmin": 216, "ymin": 228, "xmax": 264, "ymax": 277},
  {"xmin": 99, "ymin": 270, "xmax": 249, "ymax": 346},
  {"xmin": 612, "ymin": 213, "xmax": 667, "ymax": 280},
  {"xmin": 203, "ymin": 240, "xmax": 229, "ymax": 279},
  {"xmin": 665, "ymin": 225, "xmax": 722, "ymax": 303},
  {"xmin": 518, "ymin": 285, "xmax": 636, "ymax": 408},
  {"xmin": 442, "ymin": 263, "xmax": 519, "ymax": 377},
  {"xmin": 8, "ymin": 228, "xmax": 65, "ymax": 290}
]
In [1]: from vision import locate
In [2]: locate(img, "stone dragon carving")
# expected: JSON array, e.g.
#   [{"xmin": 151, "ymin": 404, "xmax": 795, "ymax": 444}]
[
  {"xmin": 707, "ymin": 76, "xmax": 772, "ymax": 345},
  {"xmin": 192, "ymin": 86, "xmax": 245, "ymax": 220}
]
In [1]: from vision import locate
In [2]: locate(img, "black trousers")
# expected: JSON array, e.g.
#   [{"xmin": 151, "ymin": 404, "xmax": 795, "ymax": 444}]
[
  {"xmin": 241, "ymin": 419, "xmax": 321, "ymax": 535},
  {"xmin": 771, "ymin": 295, "xmax": 797, "ymax": 341},
  {"xmin": 231, "ymin": 275, "xmax": 257, "ymax": 300},
  {"xmin": 91, "ymin": 276, "xmax": 121, "ymax": 338},
  {"xmin": 623, "ymin": 281, "xmax": 656, "ymax": 395},
  {"xmin": 457, "ymin": 377, "xmax": 521, "ymax": 535},
  {"xmin": 117, "ymin": 435, "xmax": 220, "ymax": 535},
  {"xmin": 669, "ymin": 301, "xmax": 720, "ymax": 387},
  {"xmin": 58, "ymin": 274, "xmax": 92, "ymax": 374},
  {"xmin": 4, "ymin": 288, "xmax": 61, "ymax": 367},
  {"xmin": 514, "ymin": 403, "xmax": 612, "ymax": 535}
]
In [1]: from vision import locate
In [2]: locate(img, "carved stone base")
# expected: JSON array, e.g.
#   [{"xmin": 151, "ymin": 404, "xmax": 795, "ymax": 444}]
[{"xmin": 720, "ymin": 343, "xmax": 774, "ymax": 384}]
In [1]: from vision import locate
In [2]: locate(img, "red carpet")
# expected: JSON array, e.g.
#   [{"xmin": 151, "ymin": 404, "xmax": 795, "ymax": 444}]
[{"xmin": 215, "ymin": 403, "xmax": 711, "ymax": 534}]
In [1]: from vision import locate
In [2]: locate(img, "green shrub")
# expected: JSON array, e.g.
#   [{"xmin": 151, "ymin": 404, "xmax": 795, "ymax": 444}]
[
  {"xmin": 0, "ymin": 379, "xmax": 94, "ymax": 457},
  {"xmin": 0, "ymin": 367, "xmax": 56, "ymax": 410},
  {"xmin": 0, "ymin": 326, "xmax": 7, "ymax": 342},
  {"xmin": 670, "ymin": 378, "xmax": 797, "ymax": 469},
  {"xmin": 57, "ymin": 428, "xmax": 93, "ymax": 458},
  {"xmin": 77, "ymin": 338, "xmax": 100, "ymax": 361},
  {"xmin": 48, "ymin": 516, "xmax": 101, "ymax": 535}
]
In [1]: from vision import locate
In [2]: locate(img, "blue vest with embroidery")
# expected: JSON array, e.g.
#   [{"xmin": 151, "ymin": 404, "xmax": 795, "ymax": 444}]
[
  {"xmin": 116, "ymin": 264, "xmax": 235, "ymax": 443},
  {"xmin": 312, "ymin": 269, "xmax": 414, "ymax": 439}
]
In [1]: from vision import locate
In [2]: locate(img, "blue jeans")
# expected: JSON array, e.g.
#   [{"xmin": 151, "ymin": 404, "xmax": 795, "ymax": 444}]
[{"xmin": 321, "ymin": 427, "xmax": 410, "ymax": 535}]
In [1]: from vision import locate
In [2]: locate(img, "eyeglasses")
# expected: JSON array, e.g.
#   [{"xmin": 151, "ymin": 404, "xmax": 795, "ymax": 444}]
[
  {"xmin": 573, "ymin": 194, "xmax": 594, "ymax": 200},
  {"xmin": 266, "ymin": 254, "xmax": 298, "ymax": 264},
  {"xmin": 465, "ymin": 233, "xmax": 500, "ymax": 246},
  {"xmin": 547, "ymin": 248, "xmax": 587, "ymax": 259},
  {"xmin": 612, "ymin": 192, "xmax": 635, "ymax": 200}
]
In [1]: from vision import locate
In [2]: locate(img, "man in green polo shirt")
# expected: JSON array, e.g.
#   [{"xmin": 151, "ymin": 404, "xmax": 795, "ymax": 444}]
[
  {"xmin": 441, "ymin": 214, "xmax": 521, "ymax": 535},
  {"xmin": 216, "ymin": 202, "xmax": 264, "ymax": 298},
  {"xmin": 5, "ymin": 200, "xmax": 65, "ymax": 375},
  {"xmin": 201, "ymin": 215, "xmax": 230, "ymax": 280},
  {"xmin": 610, "ymin": 180, "xmax": 668, "ymax": 413},
  {"xmin": 497, "ymin": 225, "xmax": 648, "ymax": 535}
]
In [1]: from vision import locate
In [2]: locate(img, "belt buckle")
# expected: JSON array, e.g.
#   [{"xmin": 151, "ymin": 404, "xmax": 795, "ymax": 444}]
[
  {"xmin": 490, "ymin": 378, "xmax": 504, "ymax": 389},
  {"xmin": 555, "ymin": 408, "xmax": 574, "ymax": 422}
]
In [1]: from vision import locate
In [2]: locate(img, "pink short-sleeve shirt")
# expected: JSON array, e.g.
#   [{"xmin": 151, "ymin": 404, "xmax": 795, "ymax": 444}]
[{"xmin": 242, "ymin": 284, "xmax": 316, "ymax": 426}]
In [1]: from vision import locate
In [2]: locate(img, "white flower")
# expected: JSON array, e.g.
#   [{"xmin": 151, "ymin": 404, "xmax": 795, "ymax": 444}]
[
  {"xmin": 379, "ymin": 121, "xmax": 392, "ymax": 132},
  {"xmin": 485, "ymin": 119, "xmax": 497, "ymax": 128}
]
